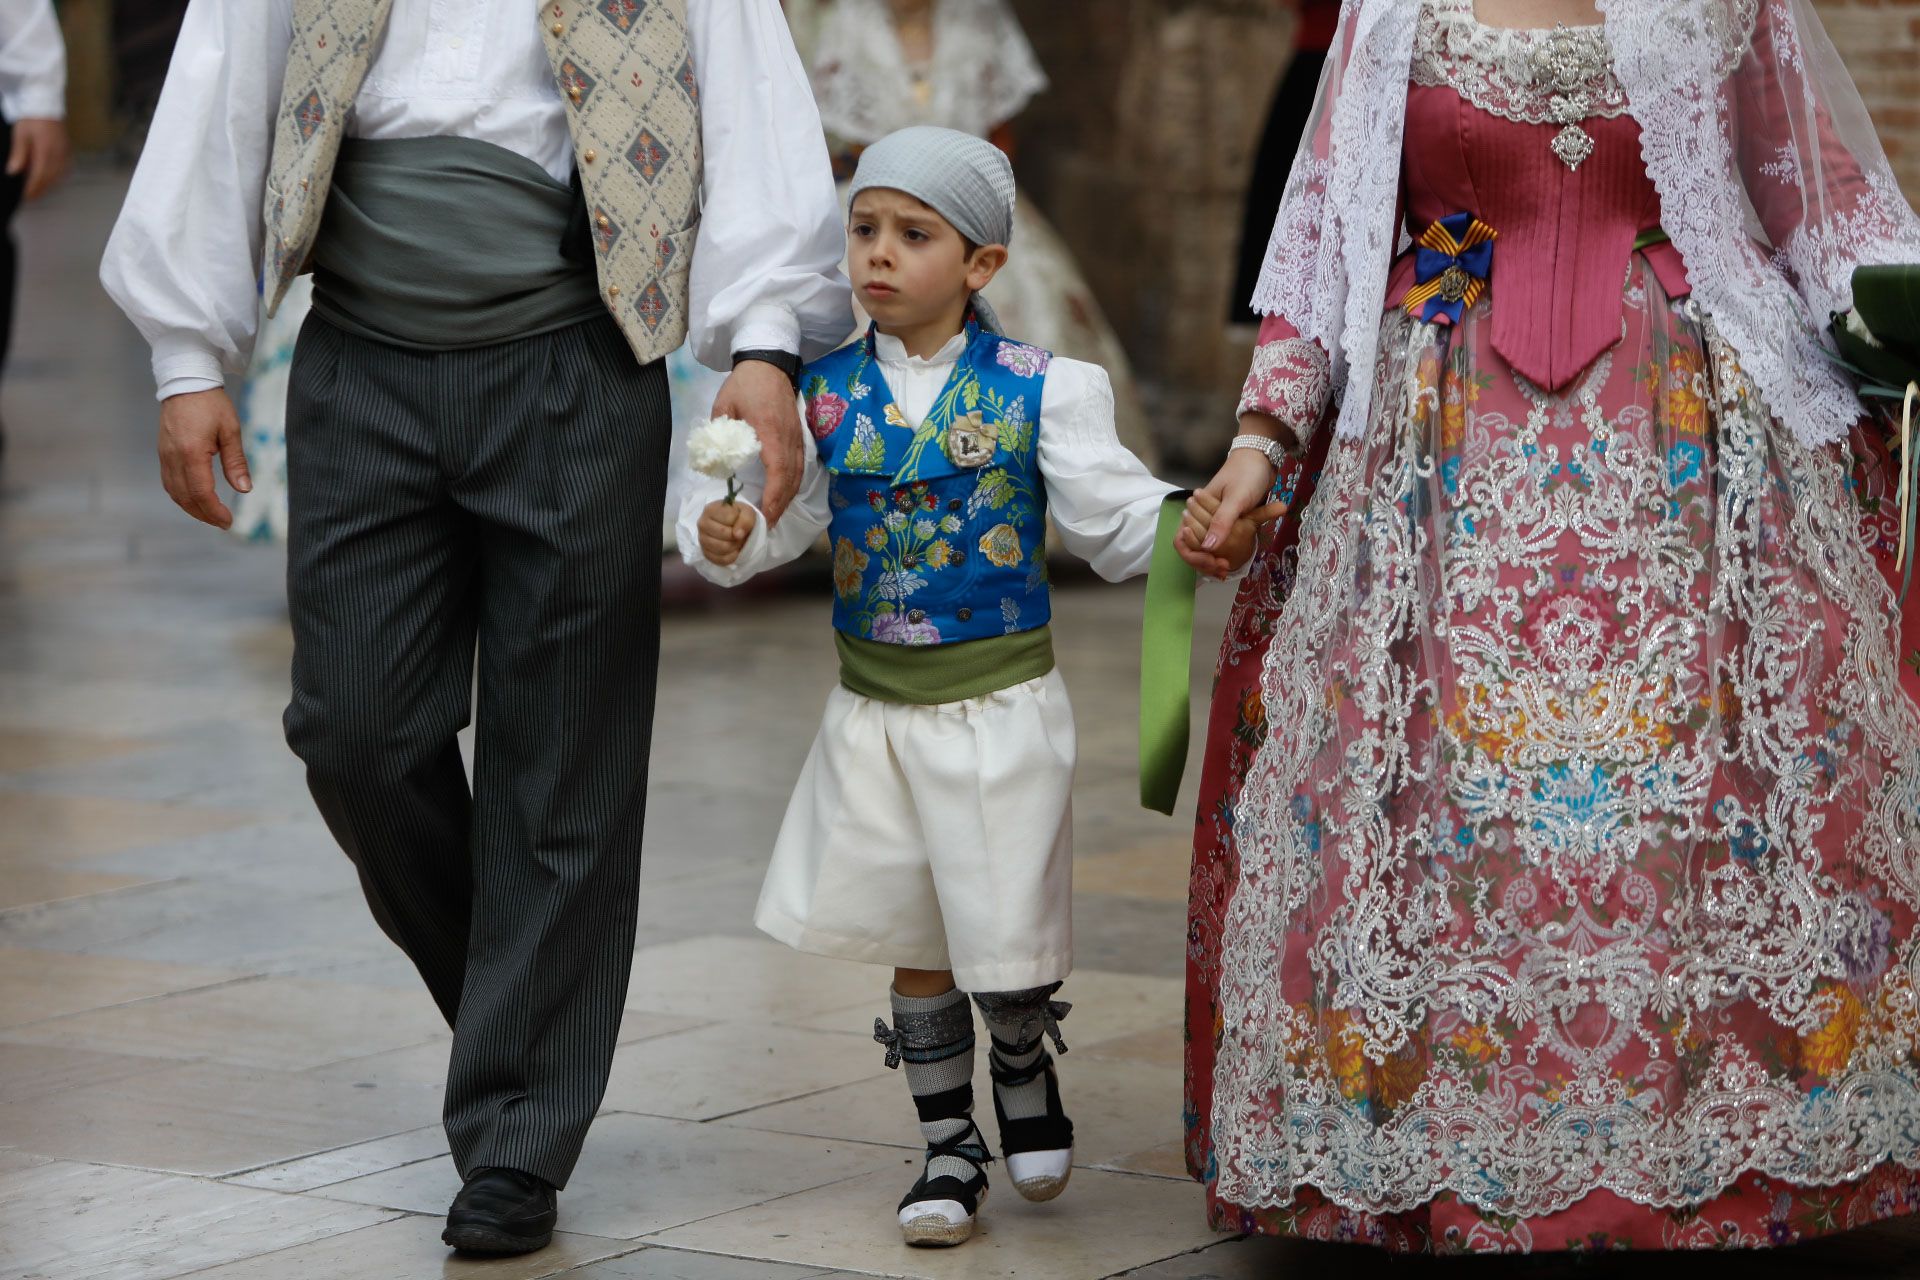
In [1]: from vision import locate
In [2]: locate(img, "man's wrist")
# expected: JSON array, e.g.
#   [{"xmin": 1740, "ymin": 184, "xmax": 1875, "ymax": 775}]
[
  {"xmin": 157, "ymin": 376, "xmax": 226, "ymax": 403},
  {"xmin": 732, "ymin": 348, "xmax": 801, "ymax": 389}
]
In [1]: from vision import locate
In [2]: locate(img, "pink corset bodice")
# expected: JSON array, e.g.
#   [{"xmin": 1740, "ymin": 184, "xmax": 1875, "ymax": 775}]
[{"xmin": 1387, "ymin": 87, "xmax": 1690, "ymax": 394}]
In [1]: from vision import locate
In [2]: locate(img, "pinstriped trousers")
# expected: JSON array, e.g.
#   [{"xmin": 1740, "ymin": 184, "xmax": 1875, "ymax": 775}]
[{"xmin": 282, "ymin": 312, "xmax": 668, "ymax": 1189}]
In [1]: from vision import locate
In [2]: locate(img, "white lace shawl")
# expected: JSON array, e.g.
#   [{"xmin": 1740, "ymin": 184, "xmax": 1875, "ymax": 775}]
[
  {"xmin": 807, "ymin": 0, "xmax": 1050, "ymax": 144},
  {"xmin": 1250, "ymin": 0, "xmax": 1920, "ymax": 448}
]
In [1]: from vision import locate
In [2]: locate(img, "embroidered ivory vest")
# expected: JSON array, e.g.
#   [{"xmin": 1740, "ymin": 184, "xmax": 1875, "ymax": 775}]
[
  {"xmin": 803, "ymin": 323, "xmax": 1054, "ymax": 647},
  {"xmin": 263, "ymin": 0, "xmax": 703, "ymax": 364}
]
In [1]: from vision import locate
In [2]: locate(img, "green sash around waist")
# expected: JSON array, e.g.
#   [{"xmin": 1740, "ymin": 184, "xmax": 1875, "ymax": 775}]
[{"xmin": 836, "ymin": 627, "xmax": 1056, "ymax": 706}]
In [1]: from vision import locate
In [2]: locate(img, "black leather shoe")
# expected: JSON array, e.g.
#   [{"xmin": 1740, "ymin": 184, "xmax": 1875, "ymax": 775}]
[{"xmin": 442, "ymin": 1167, "xmax": 557, "ymax": 1255}]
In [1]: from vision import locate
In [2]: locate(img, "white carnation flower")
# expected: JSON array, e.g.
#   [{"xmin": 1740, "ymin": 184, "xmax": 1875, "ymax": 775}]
[{"xmin": 686, "ymin": 415, "xmax": 760, "ymax": 480}]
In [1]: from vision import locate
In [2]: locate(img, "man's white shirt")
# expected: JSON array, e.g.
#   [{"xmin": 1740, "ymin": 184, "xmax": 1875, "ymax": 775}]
[
  {"xmin": 0, "ymin": 0, "xmax": 65, "ymax": 122},
  {"xmin": 100, "ymin": 0, "xmax": 852, "ymax": 399}
]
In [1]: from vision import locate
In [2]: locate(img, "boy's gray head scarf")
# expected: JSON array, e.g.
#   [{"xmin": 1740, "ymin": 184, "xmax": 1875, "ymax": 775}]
[{"xmin": 847, "ymin": 125, "xmax": 1016, "ymax": 335}]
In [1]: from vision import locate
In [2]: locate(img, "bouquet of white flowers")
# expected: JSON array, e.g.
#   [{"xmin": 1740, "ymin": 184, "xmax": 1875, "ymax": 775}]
[{"xmin": 685, "ymin": 415, "xmax": 760, "ymax": 505}]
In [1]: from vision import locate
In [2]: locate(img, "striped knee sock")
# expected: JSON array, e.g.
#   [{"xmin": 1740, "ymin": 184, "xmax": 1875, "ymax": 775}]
[
  {"xmin": 881, "ymin": 987, "xmax": 987, "ymax": 1186},
  {"xmin": 973, "ymin": 984, "xmax": 1069, "ymax": 1127}
]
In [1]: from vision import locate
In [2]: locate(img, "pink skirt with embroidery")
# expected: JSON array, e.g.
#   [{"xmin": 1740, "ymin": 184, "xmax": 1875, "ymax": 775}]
[{"xmin": 1185, "ymin": 260, "xmax": 1920, "ymax": 1253}]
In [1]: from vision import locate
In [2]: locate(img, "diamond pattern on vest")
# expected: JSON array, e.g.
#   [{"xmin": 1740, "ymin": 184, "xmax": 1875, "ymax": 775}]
[
  {"xmin": 558, "ymin": 58, "xmax": 598, "ymax": 106},
  {"xmin": 597, "ymin": 0, "xmax": 645, "ymax": 31},
  {"xmin": 542, "ymin": 0, "xmax": 702, "ymax": 358},
  {"xmin": 263, "ymin": 0, "xmax": 703, "ymax": 366}
]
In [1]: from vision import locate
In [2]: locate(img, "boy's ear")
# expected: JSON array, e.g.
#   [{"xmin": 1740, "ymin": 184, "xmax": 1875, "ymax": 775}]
[{"xmin": 965, "ymin": 244, "xmax": 1010, "ymax": 293}]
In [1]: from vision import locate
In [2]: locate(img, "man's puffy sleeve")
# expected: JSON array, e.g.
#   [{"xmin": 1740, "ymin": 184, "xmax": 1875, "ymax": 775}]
[{"xmin": 684, "ymin": 0, "xmax": 853, "ymax": 370}]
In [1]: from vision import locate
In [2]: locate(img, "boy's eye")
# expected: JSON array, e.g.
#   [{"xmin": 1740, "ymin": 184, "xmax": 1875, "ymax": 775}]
[{"xmin": 904, "ymin": 228, "xmax": 928, "ymax": 243}]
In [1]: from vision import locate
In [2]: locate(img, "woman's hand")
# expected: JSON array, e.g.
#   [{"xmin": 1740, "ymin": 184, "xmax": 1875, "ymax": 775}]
[
  {"xmin": 1179, "ymin": 489, "xmax": 1284, "ymax": 579},
  {"xmin": 1174, "ymin": 424, "xmax": 1284, "ymax": 577}
]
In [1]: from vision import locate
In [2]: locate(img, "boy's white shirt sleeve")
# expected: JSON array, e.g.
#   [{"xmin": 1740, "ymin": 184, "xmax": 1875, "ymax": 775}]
[
  {"xmin": 1036, "ymin": 357, "xmax": 1181, "ymax": 582},
  {"xmin": 676, "ymin": 405, "xmax": 832, "ymax": 586}
]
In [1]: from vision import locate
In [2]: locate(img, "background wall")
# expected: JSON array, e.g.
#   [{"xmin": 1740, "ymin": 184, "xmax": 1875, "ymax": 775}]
[{"xmin": 1010, "ymin": 0, "xmax": 1920, "ymax": 467}]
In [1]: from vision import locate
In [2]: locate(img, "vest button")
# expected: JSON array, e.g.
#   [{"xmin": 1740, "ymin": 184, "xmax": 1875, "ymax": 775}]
[
  {"xmin": 596, "ymin": 214, "xmax": 610, "ymax": 228},
  {"xmin": 957, "ymin": 608, "xmax": 973, "ymax": 622},
  {"xmin": 607, "ymin": 285, "xmax": 621, "ymax": 299},
  {"xmin": 583, "ymin": 149, "xmax": 598, "ymax": 164},
  {"xmin": 552, "ymin": 22, "xmax": 564, "ymax": 35}
]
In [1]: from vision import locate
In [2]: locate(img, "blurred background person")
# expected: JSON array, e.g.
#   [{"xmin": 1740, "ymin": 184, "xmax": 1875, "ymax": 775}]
[
  {"xmin": 804, "ymin": 0, "xmax": 1157, "ymax": 468},
  {"xmin": 0, "ymin": 0, "xmax": 70, "ymax": 454}
]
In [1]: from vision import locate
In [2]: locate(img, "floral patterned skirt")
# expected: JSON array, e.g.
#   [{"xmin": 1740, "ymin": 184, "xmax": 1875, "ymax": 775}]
[{"xmin": 1184, "ymin": 259, "xmax": 1920, "ymax": 1253}]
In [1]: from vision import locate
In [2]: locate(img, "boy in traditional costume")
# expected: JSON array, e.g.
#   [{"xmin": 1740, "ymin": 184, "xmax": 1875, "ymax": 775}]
[{"xmin": 682, "ymin": 124, "xmax": 1262, "ymax": 1247}]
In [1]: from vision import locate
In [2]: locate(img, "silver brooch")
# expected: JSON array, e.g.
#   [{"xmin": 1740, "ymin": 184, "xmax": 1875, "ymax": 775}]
[{"xmin": 1532, "ymin": 24, "xmax": 1607, "ymax": 171}]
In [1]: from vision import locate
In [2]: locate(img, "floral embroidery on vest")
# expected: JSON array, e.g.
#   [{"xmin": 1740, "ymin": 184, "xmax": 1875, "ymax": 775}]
[{"xmin": 804, "ymin": 322, "xmax": 1052, "ymax": 646}]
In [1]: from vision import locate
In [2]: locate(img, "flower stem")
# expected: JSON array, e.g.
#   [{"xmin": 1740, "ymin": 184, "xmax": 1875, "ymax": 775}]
[{"xmin": 725, "ymin": 476, "xmax": 740, "ymax": 505}]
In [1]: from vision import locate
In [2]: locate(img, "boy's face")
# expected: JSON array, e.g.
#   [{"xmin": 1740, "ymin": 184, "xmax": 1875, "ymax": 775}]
[{"xmin": 848, "ymin": 188, "xmax": 1006, "ymax": 333}]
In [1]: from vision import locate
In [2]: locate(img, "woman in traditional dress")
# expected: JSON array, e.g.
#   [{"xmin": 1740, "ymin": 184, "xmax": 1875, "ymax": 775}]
[
  {"xmin": 1181, "ymin": 0, "xmax": 1920, "ymax": 1253},
  {"xmin": 803, "ymin": 0, "xmax": 1156, "ymax": 465}
]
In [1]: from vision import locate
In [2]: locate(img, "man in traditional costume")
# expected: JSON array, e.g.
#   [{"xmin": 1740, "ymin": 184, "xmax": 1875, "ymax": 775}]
[{"xmin": 101, "ymin": 0, "xmax": 850, "ymax": 1254}]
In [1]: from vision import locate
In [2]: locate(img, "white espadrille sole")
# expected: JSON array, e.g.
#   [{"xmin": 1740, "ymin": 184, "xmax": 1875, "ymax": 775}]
[
  {"xmin": 1007, "ymin": 1148, "xmax": 1073, "ymax": 1202},
  {"xmin": 898, "ymin": 1190, "xmax": 984, "ymax": 1247}
]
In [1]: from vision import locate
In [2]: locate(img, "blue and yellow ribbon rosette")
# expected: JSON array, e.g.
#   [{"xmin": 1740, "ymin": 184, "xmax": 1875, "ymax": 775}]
[{"xmin": 1403, "ymin": 213, "xmax": 1499, "ymax": 326}]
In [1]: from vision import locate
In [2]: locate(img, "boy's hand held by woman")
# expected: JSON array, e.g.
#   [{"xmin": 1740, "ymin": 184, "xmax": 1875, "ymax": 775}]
[{"xmin": 1175, "ymin": 487, "xmax": 1284, "ymax": 579}]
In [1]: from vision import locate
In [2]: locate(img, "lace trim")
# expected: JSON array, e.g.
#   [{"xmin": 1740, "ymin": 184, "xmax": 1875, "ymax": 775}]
[
  {"xmin": 1413, "ymin": 0, "xmax": 1629, "ymax": 126},
  {"xmin": 1604, "ymin": 0, "xmax": 1867, "ymax": 449},
  {"xmin": 1239, "ymin": 337, "xmax": 1333, "ymax": 446}
]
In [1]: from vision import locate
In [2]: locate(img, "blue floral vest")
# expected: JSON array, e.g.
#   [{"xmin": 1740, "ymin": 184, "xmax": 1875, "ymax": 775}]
[{"xmin": 802, "ymin": 322, "xmax": 1053, "ymax": 647}]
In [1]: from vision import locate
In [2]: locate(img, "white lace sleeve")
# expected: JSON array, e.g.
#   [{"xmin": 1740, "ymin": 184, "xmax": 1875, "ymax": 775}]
[
  {"xmin": 1602, "ymin": 0, "xmax": 1920, "ymax": 448},
  {"xmin": 1238, "ymin": 324, "xmax": 1333, "ymax": 451},
  {"xmin": 1249, "ymin": 1, "xmax": 1419, "ymax": 443}
]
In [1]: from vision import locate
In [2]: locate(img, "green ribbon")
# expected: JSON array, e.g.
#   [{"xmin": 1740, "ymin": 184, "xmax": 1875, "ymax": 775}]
[{"xmin": 1140, "ymin": 492, "xmax": 1199, "ymax": 815}]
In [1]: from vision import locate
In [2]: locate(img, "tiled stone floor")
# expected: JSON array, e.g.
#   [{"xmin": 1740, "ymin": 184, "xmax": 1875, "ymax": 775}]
[{"xmin": 5, "ymin": 169, "xmax": 1920, "ymax": 1280}]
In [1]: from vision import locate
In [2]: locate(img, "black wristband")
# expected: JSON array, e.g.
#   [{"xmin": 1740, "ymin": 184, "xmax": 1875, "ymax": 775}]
[{"xmin": 732, "ymin": 348, "xmax": 802, "ymax": 388}]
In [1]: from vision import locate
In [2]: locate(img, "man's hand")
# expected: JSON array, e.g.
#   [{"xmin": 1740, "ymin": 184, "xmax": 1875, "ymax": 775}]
[
  {"xmin": 698, "ymin": 499, "xmax": 756, "ymax": 567},
  {"xmin": 158, "ymin": 389, "xmax": 252, "ymax": 530},
  {"xmin": 7, "ymin": 118, "xmax": 70, "ymax": 203},
  {"xmin": 712, "ymin": 359, "xmax": 802, "ymax": 527}
]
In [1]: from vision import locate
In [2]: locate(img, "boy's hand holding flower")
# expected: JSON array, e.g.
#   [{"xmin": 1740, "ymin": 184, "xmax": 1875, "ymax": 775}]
[
  {"xmin": 688, "ymin": 415, "xmax": 765, "ymax": 567},
  {"xmin": 698, "ymin": 499, "xmax": 757, "ymax": 567}
]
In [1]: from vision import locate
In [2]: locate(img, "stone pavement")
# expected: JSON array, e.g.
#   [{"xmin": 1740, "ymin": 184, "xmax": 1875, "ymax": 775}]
[{"xmin": 5, "ymin": 169, "xmax": 1920, "ymax": 1280}]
